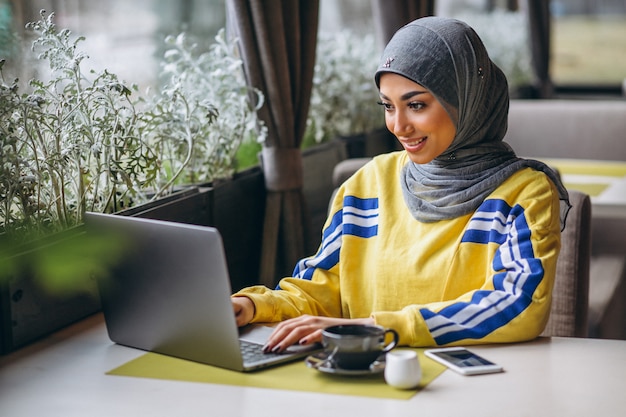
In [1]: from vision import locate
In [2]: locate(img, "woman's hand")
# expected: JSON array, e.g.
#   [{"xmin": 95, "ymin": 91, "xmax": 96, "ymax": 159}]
[
  {"xmin": 262, "ymin": 315, "xmax": 375, "ymax": 353},
  {"xmin": 232, "ymin": 296, "xmax": 255, "ymax": 327}
]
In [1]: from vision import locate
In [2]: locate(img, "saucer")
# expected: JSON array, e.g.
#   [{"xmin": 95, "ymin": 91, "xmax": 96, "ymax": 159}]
[{"xmin": 305, "ymin": 351, "xmax": 386, "ymax": 376}]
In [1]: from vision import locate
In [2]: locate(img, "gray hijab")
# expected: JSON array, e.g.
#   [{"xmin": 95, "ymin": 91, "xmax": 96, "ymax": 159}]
[{"xmin": 375, "ymin": 16, "xmax": 570, "ymax": 229}]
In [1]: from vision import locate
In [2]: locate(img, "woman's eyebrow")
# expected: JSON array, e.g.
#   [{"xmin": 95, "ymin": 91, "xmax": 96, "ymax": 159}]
[{"xmin": 379, "ymin": 90, "xmax": 428, "ymax": 101}]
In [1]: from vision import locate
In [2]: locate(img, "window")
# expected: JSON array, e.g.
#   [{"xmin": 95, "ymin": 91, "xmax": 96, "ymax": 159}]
[
  {"xmin": 551, "ymin": 1, "xmax": 626, "ymax": 89},
  {"xmin": 6, "ymin": 0, "xmax": 226, "ymax": 90}
]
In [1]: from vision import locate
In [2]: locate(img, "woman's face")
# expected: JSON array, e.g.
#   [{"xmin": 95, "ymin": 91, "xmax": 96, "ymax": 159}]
[{"xmin": 378, "ymin": 73, "xmax": 457, "ymax": 164}]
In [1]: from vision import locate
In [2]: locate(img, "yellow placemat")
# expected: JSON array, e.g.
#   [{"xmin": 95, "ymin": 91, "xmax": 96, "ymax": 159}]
[
  {"xmin": 561, "ymin": 182, "xmax": 610, "ymax": 197},
  {"xmin": 107, "ymin": 349, "xmax": 446, "ymax": 400},
  {"xmin": 536, "ymin": 158, "xmax": 626, "ymax": 197},
  {"xmin": 541, "ymin": 158, "xmax": 626, "ymax": 177}
]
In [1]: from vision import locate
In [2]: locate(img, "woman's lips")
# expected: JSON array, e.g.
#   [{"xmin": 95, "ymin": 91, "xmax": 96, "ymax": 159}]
[{"xmin": 402, "ymin": 136, "xmax": 427, "ymax": 151}]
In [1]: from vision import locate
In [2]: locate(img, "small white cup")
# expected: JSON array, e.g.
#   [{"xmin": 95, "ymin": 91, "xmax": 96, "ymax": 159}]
[{"xmin": 384, "ymin": 350, "xmax": 422, "ymax": 389}]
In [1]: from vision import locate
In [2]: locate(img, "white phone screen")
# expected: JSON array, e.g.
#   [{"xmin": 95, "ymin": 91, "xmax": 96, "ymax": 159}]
[
  {"xmin": 425, "ymin": 347, "xmax": 503, "ymax": 375},
  {"xmin": 435, "ymin": 349, "xmax": 495, "ymax": 367}
]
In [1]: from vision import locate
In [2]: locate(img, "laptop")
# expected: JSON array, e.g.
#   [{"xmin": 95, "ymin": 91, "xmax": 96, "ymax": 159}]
[{"xmin": 85, "ymin": 212, "xmax": 317, "ymax": 372}]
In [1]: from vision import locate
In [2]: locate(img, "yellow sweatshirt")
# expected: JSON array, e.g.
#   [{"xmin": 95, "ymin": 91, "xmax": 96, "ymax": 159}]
[{"xmin": 235, "ymin": 151, "xmax": 562, "ymax": 347}]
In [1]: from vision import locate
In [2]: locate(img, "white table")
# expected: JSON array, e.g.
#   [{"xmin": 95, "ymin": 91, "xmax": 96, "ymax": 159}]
[{"xmin": 1, "ymin": 313, "xmax": 625, "ymax": 417}]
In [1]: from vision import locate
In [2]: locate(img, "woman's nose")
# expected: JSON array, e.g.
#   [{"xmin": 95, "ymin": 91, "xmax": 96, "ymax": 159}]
[{"xmin": 389, "ymin": 111, "xmax": 412, "ymax": 137}]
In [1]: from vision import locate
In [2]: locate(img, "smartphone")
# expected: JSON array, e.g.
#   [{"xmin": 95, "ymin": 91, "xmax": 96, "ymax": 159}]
[{"xmin": 424, "ymin": 347, "xmax": 503, "ymax": 376}]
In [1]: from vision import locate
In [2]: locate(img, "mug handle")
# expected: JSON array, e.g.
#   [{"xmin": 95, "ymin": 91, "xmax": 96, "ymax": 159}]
[{"xmin": 382, "ymin": 328, "xmax": 399, "ymax": 353}]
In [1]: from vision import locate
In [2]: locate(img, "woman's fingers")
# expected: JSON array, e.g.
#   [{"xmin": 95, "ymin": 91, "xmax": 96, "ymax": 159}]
[
  {"xmin": 232, "ymin": 297, "xmax": 254, "ymax": 327},
  {"xmin": 262, "ymin": 315, "xmax": 379, "ymax": 353},
  {"xmin": 263, "ymin": 316, "xmax": 347, "ymax": 353},
  {"xmin": 263, "ymin": 316, "xmax": 312, "ymax": 352},
  {"xmin": 298, "ymin": 328, "xmax": 324, "ymax": 345}
]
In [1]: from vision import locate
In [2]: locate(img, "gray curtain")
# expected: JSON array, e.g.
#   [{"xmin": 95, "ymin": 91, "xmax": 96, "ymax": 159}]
[
  {"xmin": 526, "ymin": 0, "xmax": 553, "ymax": 97},
  {"xmin": 227, "ymin": 0, "xmax": 319, "ymax": 286},
  {"xmin": 371, "ymin": 0, "xmax": 435, "ymax": 48}
]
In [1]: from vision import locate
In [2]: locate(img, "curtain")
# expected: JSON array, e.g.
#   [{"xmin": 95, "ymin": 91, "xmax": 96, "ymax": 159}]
[
  {"xmin": 227, "ymin": 0, "xmax": 319, "ymax": 286},
  {"xmin": 371, "ymin": 0, "xmax": 435, "ymax": 48},
  {"xmin": 526, "ymin": 0, "xmax": 553, "ymax": 97}
]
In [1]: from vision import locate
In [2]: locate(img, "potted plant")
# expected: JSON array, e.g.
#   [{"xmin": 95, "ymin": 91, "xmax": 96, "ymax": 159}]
[
  {"xmin": 304, "ymin": 30, "xmax": 382, "ymax": 147},
  {"xmin": 140, "ymin": 29, "xmax": 268, "ymax": 194},
  {"xmin": 0, "ymin": 10, "xmax": 267, "ymax": 353}
]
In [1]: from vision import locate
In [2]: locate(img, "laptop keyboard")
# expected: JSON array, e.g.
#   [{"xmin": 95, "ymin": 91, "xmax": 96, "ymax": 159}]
[{"xmin": 240, "ymin": 339, "xmax": 284, "ymax": 364}]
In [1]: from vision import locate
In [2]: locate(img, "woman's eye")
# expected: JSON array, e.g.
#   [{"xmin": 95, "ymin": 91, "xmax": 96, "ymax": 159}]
[
  {"xmin": 408, "ymin": 102, "xmax": 425, "ymax": 111},
  {"xmin": 377, "ymin": 101, "xmax": 393, "ymax": 111}
]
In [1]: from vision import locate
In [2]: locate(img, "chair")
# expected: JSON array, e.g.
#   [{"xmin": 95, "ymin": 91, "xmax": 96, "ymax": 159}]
[
  {"xmin": 330, "ymin": 160, "xmax": 591, "ymax": 338},
  {"xmin": 542, "ymin": 190, "xmax": 591, "ymax": 337}
]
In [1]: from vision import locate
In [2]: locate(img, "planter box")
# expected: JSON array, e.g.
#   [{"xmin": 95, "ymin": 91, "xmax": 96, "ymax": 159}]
[
  {"xmin": 117, "ymin": 186, "xmax": 212, "ymax": 226},
  {"xmin": 0, "ymin": 167, "xmax": 267, "ymax": 354},
  {"xmin": 0, "ymin": 227, "xmax": 100, "ymax": 354},
  {"xmin": 210, "ymin": 167, "xmax": 266, "ymax": 292},
  {"xmin": 339, "ymin": 127, "xmax": 399, "ymax": 159}
]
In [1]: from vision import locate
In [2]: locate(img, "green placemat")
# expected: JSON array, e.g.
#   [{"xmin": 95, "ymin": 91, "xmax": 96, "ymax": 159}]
[{"xmin": 108, "ymin": 349, "xmax": 446, "ymax": 400}]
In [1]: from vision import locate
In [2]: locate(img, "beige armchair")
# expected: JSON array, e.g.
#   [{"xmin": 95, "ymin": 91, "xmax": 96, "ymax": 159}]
[{"xmin": 541, "ymin": 190, "xmax": 591, "ymax": 337}]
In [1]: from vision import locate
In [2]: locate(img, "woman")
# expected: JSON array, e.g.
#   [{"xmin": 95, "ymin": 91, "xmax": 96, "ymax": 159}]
[{"xmin": 232, "ymin": 16, "xmax": 570, "ymax": 353}]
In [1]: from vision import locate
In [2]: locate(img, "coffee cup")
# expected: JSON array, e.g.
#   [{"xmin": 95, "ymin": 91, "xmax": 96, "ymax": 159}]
[{"xmin": 321, "ymin": 324, "xmax": 399, "ymax": 370}]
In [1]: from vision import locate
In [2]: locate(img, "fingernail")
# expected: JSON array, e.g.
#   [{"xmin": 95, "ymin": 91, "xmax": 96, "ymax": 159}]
[
  {"xmin": 262, "ymin": 343, "xmax": 271, "ymax": 353},
  {"xmin": 271, "ymin": 345, "xmax": 281, "ymax": 353}
]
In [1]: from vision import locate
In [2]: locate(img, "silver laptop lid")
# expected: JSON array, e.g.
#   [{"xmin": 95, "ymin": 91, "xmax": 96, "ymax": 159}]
[{"xmin": 86, "ymin": 212, "xmax": 247, "ymax": 371}]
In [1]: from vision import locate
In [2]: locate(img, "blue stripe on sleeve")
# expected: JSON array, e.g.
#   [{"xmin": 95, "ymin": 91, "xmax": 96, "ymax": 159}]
[
  {"xmin": 279, "ymin": 195, "xmax": 379, "ymax": 289},
  {"xmin": 422, "ymin": 199, "xmax": 544, "ymax": 345},
  {"xmin": 461, "ymin": 199, "xmax": 514, "ymax": 245},
  {"xmin": 342, "ymin": 196, "xmax": 379, "ymax": 238},
  {"xmin": 343, "ymin": 195, "xmax": 379, "ymax": 211}
]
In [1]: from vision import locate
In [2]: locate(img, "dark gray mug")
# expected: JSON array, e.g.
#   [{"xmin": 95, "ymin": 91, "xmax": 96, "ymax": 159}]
[{"xmin": 321, "ymin": 324, "xmax": 399, "ymax": 370}]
